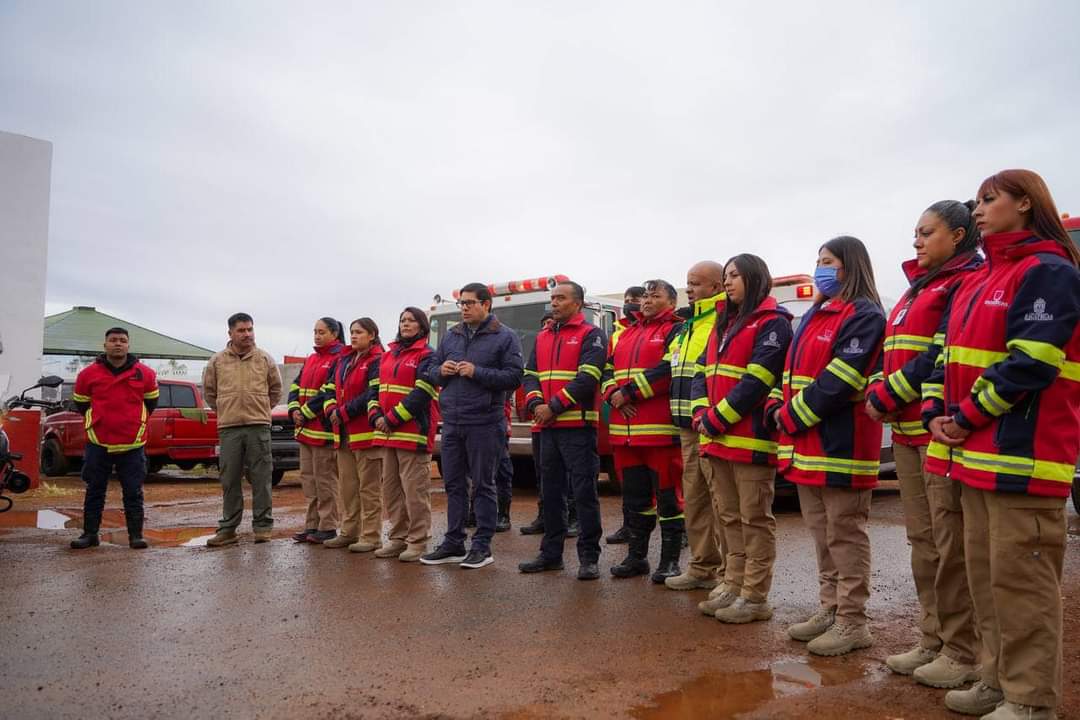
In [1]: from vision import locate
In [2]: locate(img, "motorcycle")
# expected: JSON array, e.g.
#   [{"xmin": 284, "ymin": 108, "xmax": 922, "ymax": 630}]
[{"xmin": 1, "ymin": 375, "xmax": 65, "ymax": 512}]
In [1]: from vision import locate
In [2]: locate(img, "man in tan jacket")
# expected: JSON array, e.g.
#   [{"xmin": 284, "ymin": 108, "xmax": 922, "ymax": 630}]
[{"xmin": 202, "ymin": 313, "xmax": 283, "ymax": 545}]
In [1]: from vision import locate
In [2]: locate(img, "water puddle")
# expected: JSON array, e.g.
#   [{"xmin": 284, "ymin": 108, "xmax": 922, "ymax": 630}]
[
  {"xmin": 0, "ymin": 509, "xmax": 217, "ymax": 547},
  {"xmin": 630, "ymin": 656, "xmax": 884, "ymax": 719}
]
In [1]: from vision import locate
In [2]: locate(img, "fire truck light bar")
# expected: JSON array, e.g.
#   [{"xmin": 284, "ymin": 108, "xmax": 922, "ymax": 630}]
[
  {"xmin": 452, "ymin": 275, "xmax": 570, "ymax": 300},
  {"xmin": 796, "ymin": 285, "xmax": 814, "ymax": 298}
]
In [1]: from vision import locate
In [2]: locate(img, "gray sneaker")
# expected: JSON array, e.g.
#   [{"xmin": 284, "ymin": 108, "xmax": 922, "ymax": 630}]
[
  {"xmin": 912, "ymin": 653, "xmax": 980, "ymax": 689},
  {"xmin": 788, "ymin": 607, "xmax": 836, "ymax": 642},
  {"xmin": 697, "ymin": 590, "xmax": 738, "ymax": 616},
  {"xmin": 944, "ymin": 681, "xmax": 1004, "ymax": 716},
  {"xmin": 807, "ymin": 621, "xmax": 873, "ymax": 656},
  {"xmin": 714, "ymin": 597, "xmax": 773, "ymax": 624},
  {"xmin": 885, "ymin": 645, "xmax": 938, "ymax": 675},
  {"xmin": 206, "ymin": 530, "xmax": 238, "ymax": 547},
  {"xmin": 980, "ymin": 701, "xmax": 1057, "ymax": 720}
]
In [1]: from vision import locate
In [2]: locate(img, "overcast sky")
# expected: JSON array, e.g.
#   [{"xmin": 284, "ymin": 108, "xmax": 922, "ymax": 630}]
[{"xmin": 3, "ymin": 1, "xmax": 1079, "ymax": 360}]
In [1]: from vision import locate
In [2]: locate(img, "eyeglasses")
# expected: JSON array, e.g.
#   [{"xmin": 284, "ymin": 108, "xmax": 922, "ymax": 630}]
[{"xmin": 456, "ymin": 299, "xmax": 480, "ymax": 308}]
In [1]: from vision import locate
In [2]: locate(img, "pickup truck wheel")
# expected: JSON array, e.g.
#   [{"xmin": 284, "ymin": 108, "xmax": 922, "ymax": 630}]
[
  {"xmin": 147, "ymin": 459, "xmax": 165, "ymax": 475},
  {"xmin": 272, "ymin": 469, "xmax": 285, "ymax": 487},
  {"xmin": 40, "ymin": 439, "xmax": 69, "ymax": 477}
]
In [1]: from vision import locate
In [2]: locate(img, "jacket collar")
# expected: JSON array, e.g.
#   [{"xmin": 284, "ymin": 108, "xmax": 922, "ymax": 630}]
[
  {"xmin": 553, "ymin": 312, "xmax": 586, "ymax": 331},
  {"xmin": 632, "ymin": 307, "xmax": 678, "ymax": 325},
  {"xmin": 225, "ymin": 341, "xmax": 256, "ymax": 359},
  {"xmin": 450, "ymin": 313, "xmax": 502, "ymax": 336},
  {"xmin": 313, "ymin": 341, "xmax": 344, "ymax": 357},
  {"xmin": 690, "ymin": 291, "xmax": 725, "ymax": 318},
  {"xmin": 982, "ymin": 231, "xmax": 1068, "ymax": 264},
  {"xmin": 96, "ymin": 353, "xmax": 138, "ymax": 375},
  {"xmin": 901, "ymin": 250, "xmax": 982, "ymax": 284}
]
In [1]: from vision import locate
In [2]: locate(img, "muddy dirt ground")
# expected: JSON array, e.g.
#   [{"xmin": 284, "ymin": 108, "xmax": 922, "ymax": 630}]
[{"xmin": 2, "ymin": 472, "xmax": 1078, "ymax": 720}]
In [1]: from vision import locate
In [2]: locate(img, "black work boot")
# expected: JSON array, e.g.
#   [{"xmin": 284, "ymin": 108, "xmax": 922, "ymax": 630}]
[
  {"xmin": 126, "ymin": 511, "xmax": 148, "ymax": 549},
  {"xmin": 606, "ymin": 505, "xmax": 633, "ymax": 543},
  {"xmin": 519, "ymin": 513, "xmax": 544, "ymax": 535},
  {"xmin": 70, "ymin": 533, "xmax": 100, "ymax": 550},
  {"xmin": 495, "ymin": 498, "xmax": 511, "ymax": 533},
  {"xmin": 610, "ymin": 525, "xmax": 651, "ymax": 578},
  {"xmin": 651, "ymin": 521, "xmax": 684, "ymax": 584}
]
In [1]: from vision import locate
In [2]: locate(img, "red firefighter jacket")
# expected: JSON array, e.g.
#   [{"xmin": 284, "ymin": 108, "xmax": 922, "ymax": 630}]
[
  {"xmin": 692, "ymin": 296, "xmax": 792, "ymax": 465},
  {"xmin": 287, "ymin": 341, "xmax": 345, "ymax": 447},
  {"xmin": 765, "ymin": 296, "xmax": 886, "ymax": 488},
  {"xmin": 921, "ymin": 231, "xmax": 1080, "ymax": 498},
  {"xmin": 867, "ymin": 252, "xmax": 982, "ymax": 447},
  {"xmin": 523, "ymin": 312, "xmax": 607, "ymax": 429},
  {"xmin": 72, "ymin": 355, "xmax": 160, "ymax": 453},
  {"xmin": 600, "ymin": 308, "xmax": 683, "ymax": 447},
  {"xmin": 369, "ymin": 339, "xmax": 438, "ymax": 453},
  {"xmin": 326, "ymin": 345, "xmax": 383, "ymax": 451}
]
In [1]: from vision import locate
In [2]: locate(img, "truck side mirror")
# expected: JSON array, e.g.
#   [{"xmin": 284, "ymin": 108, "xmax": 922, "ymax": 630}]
[{"xmin": 38, "ymin": 376, "xmax": 64, "ymax": 388}]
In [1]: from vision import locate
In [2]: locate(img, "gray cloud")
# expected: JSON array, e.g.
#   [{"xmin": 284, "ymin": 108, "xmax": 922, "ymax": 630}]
[{"xmin": 4, "ymin": 0, "xmax": 1079, "ymax": 358}]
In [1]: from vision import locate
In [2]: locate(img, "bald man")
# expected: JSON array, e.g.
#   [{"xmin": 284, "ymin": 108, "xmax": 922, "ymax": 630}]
[{"xmin": 663, "ymin": 261, "xmax": 729, "ymax": 592}]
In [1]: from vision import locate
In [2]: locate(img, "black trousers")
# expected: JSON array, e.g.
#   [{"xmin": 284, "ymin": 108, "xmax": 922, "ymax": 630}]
[
  {"xmin": 538, "ymin": 427, "xmax": 602, "ymax": 563},
  {"xmin": 81, "ymin": 444, "xmax": 146, "ymax": 534}
]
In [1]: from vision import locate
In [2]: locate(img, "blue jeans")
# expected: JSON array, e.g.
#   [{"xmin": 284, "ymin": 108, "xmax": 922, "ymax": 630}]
[{"xmin": 442, "ymin": 422, "xmax": 503, "ymax": 553}]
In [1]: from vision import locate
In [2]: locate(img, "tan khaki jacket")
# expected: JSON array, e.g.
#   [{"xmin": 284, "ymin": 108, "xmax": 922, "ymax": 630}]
[{"xmin": 203, "ymin": 344, "xmax": 282, "ymax": 428}]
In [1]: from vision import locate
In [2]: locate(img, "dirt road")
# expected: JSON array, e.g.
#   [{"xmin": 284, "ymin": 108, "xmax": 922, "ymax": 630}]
[{"xmin": 2, "ymin": 474, "xmax": 1078, "ymax": 719}]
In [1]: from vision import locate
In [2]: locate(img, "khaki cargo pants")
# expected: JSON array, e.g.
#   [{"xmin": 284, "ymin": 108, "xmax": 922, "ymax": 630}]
[
  {"xmin": 796, "ymin": 484, "xmax": 872, "ymax": 625},
  {"xmin": 962, "ymin": 483, "xmax": 1066, "ymax": 709},
  {"xmin": 336, "ymin": 446, "xmax": 383, "ymax": 545},
  {"xmin": 897, "ymin": 443, "xmax": 977, "ymax": 664},
  {"xmin": 382, "ymin": 447, "xmax": 432, "ymax": 549},
  {"xmin": 217, "ymin": 424, "xmax": 273, "ymax": 532},
  {"xmin": 703, "ymin": 456, "xmax": 777, "ymax": 603},
  {"xmin": 299, "ymin": 443, "xmax": 339, "ymax": 531},
  {"xmin": 681, "ymin": 428, "xmax": 726, "ymax": 581}
]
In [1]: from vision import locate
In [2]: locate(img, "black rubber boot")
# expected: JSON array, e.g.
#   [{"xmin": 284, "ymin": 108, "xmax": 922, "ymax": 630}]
[
  {"xmin": 495, "ymin": 498, "xmax": 511, "ymax": 533},
  {"xmin": 651, "ymin": 520, "xmax": 684, "ymax": 584},
  {"xmin": 610, "ymin": 524, "xmax": 650, "ymax": 578},
  {"xmin": 70, "ymin": 533, "xmax": 99, "ymax": 550},
  {"xmin": 127, "ymin": 511, "xmax": 148, "ymax": 549},
  {"xmin": 606, "ymin": 504, "xmax": 633, "ymax": 543}
]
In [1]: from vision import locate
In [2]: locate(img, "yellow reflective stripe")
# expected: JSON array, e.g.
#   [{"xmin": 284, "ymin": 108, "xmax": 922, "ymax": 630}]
[
  {"xmin": 745, "ymin": 363, "xmax": 775, "ymax": 387},
  {"xmin": 392, "ymin": 402, "xmax": 413, "ymax": 422},
  {"xmin": 671, "ymin": 364, "xmax": 700, "ymax": 378},
  {"xmin": 301, "ymin": 404, "xmax": 317, "ymax": 419},
  {"xmin": 553, "ymin": 411, "xmax": 599, "ymax": 423},
  {"xmin": 383, "ymin": 384, "xmax": 413, "ymax": 395},
  {"xmin": 788, "ymin": 374, "xmax": 813, "ymax": 391},
  {"xmin": 347, "ymin": 432, "xmax": 376, "ymax": 443},
  {"xmin": 526, "ymin": 390, "xmax": 544, "ymax": 401},
  {"xmin": 886, "ymin": 370, "xmax": 919, "ymax": 403},
  {"xmin": 559, "ymin": 388, "xmax": 577, "ymax": 405},
  {"xmin": 777, "ymin": 446, "xmax": 879, "ymax": 475},
  {"xmin": 367, "ymin": 399, "xmax": 380, "ymax": 410},
  {"xmin": 826, "ymin": 358, "xmax": 866, "ymax": 391},
  {"xmin": 72, "ymin": 392, "xmax": 90, "ymax": 402},
  {"xmin": 378, "ymin": 431, "xmax": 427, "ymax": 444},
  {"xmin": 600, "ymin": 379, "xmax": 617, "ymax": 393},
  {"xmin": 1059, "ymin": 361, "xmax": 1080, "ymax": 382},
  {"xmin": 922, "ymin": 382, "xmax": 944, "ymax": 401},
  {"xmin": 948, "ymin": 446, "xmax": 1073, "ymax": 484},
  {"xmin": 297, "ymin": 388, "xmax": 319, "ymax": 398},
  {"xmin": 537, "ymin": 370, "xmax": 577, "ymax": 381},
  {"xmin": 609, "ymin": 424, "xmax": 680, "ymax": 436},
  {"xmin": 523, "ymin": 369, "xmax": 540, "ymax": 378},
  {"xmin": 768, "ymin": 387, "xmax": 783, "ymax": 401},
  {"xmin": 946, "ymin": 346, "xmax": 1008, "ymax": 369},
  {"xmin": 578, "ymin": 364, "xmax": 602, "ymax": 381},
  {"xmin": 701, "ymin": 433, "xmax": 778, "ymax": 454},
  {"xmin": 715, "ymin": 398, "xmax": 741, "ymax": 425},
  {"xmin": 416, "ymin": 379, "xmax": 438, "ymax": 399},
  {"xmin": 143, "ymin": 389, "xmax": 160, "ymax": 399},
  {"xmin": 368, "ymin": 378, "xmax": 379, "ymax": 387},
  {"xmin": 790, "ymin": 393, "xmax": 820, "ymax": 427},
  {"xmin": 287, "ymin": 401, "xmax": 301, "ymax": 411},
  {"xmin": 972, "ymin": 377, "xmax": 1013, "ymax": 417},
  {"xmin": 891, "ymin": 420, "xmax": 927, "ymax": 436},
  {"xmin": 632, "ymin": 372, "xmax": 654, "ymax": 399},
  {"xmin": 1006, "ymin": 338, "xmax": 1066, "ymax": 369},
  {"xmin": 690, "ymin": 397, "xmax": 709, "ymax": 413},
  {"xmin": 297, "ymin": 428, "xmax": 336, "ymax": 441},
  {"xmin": 884, "ymin": 334, "xmax": 932, "ymax": 353}
]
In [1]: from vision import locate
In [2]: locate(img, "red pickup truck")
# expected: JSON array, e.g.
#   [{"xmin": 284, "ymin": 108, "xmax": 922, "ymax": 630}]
[{"xmin": 40, "ymin": 379, "xmax": 219, "ymax": 476}]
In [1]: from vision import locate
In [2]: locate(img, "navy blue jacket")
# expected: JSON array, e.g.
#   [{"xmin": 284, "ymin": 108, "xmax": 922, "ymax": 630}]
[{"xmin": 428, "ymin": 314, "xmax": 524, "ymax": 426}]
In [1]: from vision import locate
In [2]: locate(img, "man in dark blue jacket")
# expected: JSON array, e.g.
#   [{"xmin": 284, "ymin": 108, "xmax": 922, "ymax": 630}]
[{"xmin": 421, "ymin": 282, "xmax": 524, "ymax": 569}]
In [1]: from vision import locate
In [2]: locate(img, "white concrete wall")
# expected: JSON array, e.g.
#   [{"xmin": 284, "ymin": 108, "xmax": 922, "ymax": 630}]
[{"xmin": 0, "ymin": 131, "xmax": 52, "ymax": 400}]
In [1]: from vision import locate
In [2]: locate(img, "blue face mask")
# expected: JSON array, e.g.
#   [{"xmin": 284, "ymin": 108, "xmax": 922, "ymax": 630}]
[{"xmin": 814, "ymin": 266, "xmax": 842, "ymax": 298}]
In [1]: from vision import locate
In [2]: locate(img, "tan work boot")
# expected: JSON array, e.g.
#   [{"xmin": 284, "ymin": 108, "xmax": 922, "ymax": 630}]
[
  {"xmin": 807, "ymin": 621, "xmax": 873, "ymax": 656},
  {"xmin": 664, "ymin": 571, "xmax": 719, "ymax": 591},
  {"xmin": 980, "ymin": 701, "xmax": 1057, "ymax": 720},
  {"xmin": 698, "ymin": 590, "xmax": 738, "ymax": 616},
  {"xmin": 322, "ymin": 534, "xmax": 357, "ymax": 549},
  {"xmin": 944, "ymin": 681, "xmax": 1004, "ymax": 716},
  {"xmin": 206, "ymin": 530, "xmax": 238, "ymax": 547},
  {"xmin": 913, "ymin": 653, "xmax": 980, "ymax": 689},
  {"xmin": 885, "ymin": 645, "xmax": 938, "ymax": 675},
  {"xmin": 253, "ymin": 529, "xmax": 272, "ymax": 544},
  {"xmin": 348, "ymin": 539, "xmax": 381, "ymax": 553},
  {"xmin": 374, "ymin": 540, "xmax": 407, "ymax": 558},
  {"xmin": 397, "ymin": 544, "xmax": 427, "ymax": 562},
  {"xmin": 714, "ymin": 597, "xmax": 773, "ymax": 624},
  {"xmin": 787, "ymin": 607, "xmax": 836, "ymax": 642}
]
